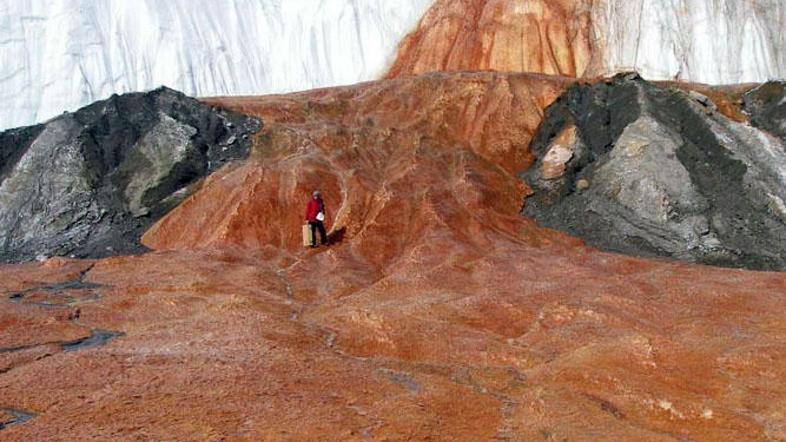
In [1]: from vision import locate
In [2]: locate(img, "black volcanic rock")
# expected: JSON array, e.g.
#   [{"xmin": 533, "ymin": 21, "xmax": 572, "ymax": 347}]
[
  {"xmin": 522, "ymin": 74, "xmax": 786, "ymax": 271},
  {"xmin": 0, "ymin": 87, "xmax": 260, "ymax": 262}
]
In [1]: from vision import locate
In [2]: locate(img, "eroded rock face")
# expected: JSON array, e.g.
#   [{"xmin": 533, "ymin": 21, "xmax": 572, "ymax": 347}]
[
  {"xmin": 523, "ymin": 74, "xmax": 786, "ymax": 270},
  {"xmin": 0, "ymin": 87, "xmax": 260, "ymax": 262}
]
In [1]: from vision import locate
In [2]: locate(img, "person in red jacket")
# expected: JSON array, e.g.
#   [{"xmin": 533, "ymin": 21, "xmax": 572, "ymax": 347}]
[{"xmin": 305, "ymin": 190, "xmax": 328, "ymax": 248}]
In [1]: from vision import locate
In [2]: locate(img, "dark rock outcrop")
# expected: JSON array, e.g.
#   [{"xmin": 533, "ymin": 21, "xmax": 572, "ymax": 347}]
[
  {"xmin": 744, "ymin": 80, "xmax": 786, "ymax": 140},
  {"xmin": 0, "ymin": 87, "xmax": 260, "ymax": 262},
  {"xmin": 523, "ymin": 73, "xmax": 786, "ymax": 271}
]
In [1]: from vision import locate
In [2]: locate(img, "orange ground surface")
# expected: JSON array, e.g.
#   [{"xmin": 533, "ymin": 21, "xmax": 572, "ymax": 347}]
[{"xmin": 1, "ymin": 72, "xmax": 784, "ymax": 441}]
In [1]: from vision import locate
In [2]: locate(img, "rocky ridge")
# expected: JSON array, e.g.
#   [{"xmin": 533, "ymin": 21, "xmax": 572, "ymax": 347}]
[
  {"xmin": 523, "ymin": 74, "xmax": 786, "ymax": 270},
  {"xmin": 0, "ymin": 87, "xmax": 260, "ymax": 262}
]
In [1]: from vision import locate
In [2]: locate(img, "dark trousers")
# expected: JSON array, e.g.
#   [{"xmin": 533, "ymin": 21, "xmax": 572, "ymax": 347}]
[{"xmin": 309, "ymin": 221, "xmax": 327, "ymax": 246}]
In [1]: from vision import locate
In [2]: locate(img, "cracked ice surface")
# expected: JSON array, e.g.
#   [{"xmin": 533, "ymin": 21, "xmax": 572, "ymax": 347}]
[
  {"xmin": 594, "ymin": 0, "xmax": 786, "ymax": 84},
  {"xmin": 0, "ymin": 0, "xmax": 433, "ymax": 130}
]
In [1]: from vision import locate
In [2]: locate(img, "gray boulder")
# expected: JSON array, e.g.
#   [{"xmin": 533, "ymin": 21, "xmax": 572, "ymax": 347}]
[{"xmin": 0, "ymin": 87, "xmax": 260, "ymax": 262}]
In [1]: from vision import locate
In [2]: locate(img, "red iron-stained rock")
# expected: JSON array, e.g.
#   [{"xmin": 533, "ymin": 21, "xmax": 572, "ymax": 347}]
[{"xmin": 386, "ymin": 0, "xmax": 595, "ymax": 79}]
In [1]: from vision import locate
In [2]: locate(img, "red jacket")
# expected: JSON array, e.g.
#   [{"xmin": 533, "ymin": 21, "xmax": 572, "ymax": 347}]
[{"xmin": 305, "ymin": 198, "xmax": 324, "ymax": 222}]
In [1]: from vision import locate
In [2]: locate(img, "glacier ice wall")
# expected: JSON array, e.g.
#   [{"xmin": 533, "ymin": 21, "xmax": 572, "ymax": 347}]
[
  {"xmin": 593, "ymin": 0, "xmax": 786, "ymax": 84},
  {"xmin": 0, "ymin": 0, "xmax": 433, "ymax": 130},
  {"xmin": 3, "ymin": 0, "xmax": 786, "ymax": 131},
  {"xmin": 384, "ymin": 0, "xmax": 786, "ymax": 85}
]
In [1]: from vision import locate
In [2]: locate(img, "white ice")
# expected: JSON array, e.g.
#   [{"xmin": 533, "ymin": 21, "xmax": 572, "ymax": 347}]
[
  {"xmin": 0, "ymin": 0, "xmax": 433, "ymax": 130},
  {"xmin": 594, "ymin": 0, "xmax": 786, "ymax": 85}
]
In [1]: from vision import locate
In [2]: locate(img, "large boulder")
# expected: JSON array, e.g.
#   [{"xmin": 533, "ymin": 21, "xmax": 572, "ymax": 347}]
[
  {"xmin": 0, "ymin": 87, "xmax": 260, "ymax": 262},
  {"xmin": 523, "ymin": 74, "xmax": 786, "ymax": 270}
]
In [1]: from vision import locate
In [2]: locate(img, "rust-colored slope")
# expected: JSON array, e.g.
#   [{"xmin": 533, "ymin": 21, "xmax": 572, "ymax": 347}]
[
  {"xmin": 144, "ymin": 72, "xmax": 574, "ymax": 260},
  {"xmin": 2, "ymin": 73, "xmax": 785, "ymax": 440},
  {"xmin": 386, "ymin": 0, "xmax": 595, "ymax": 79}
]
